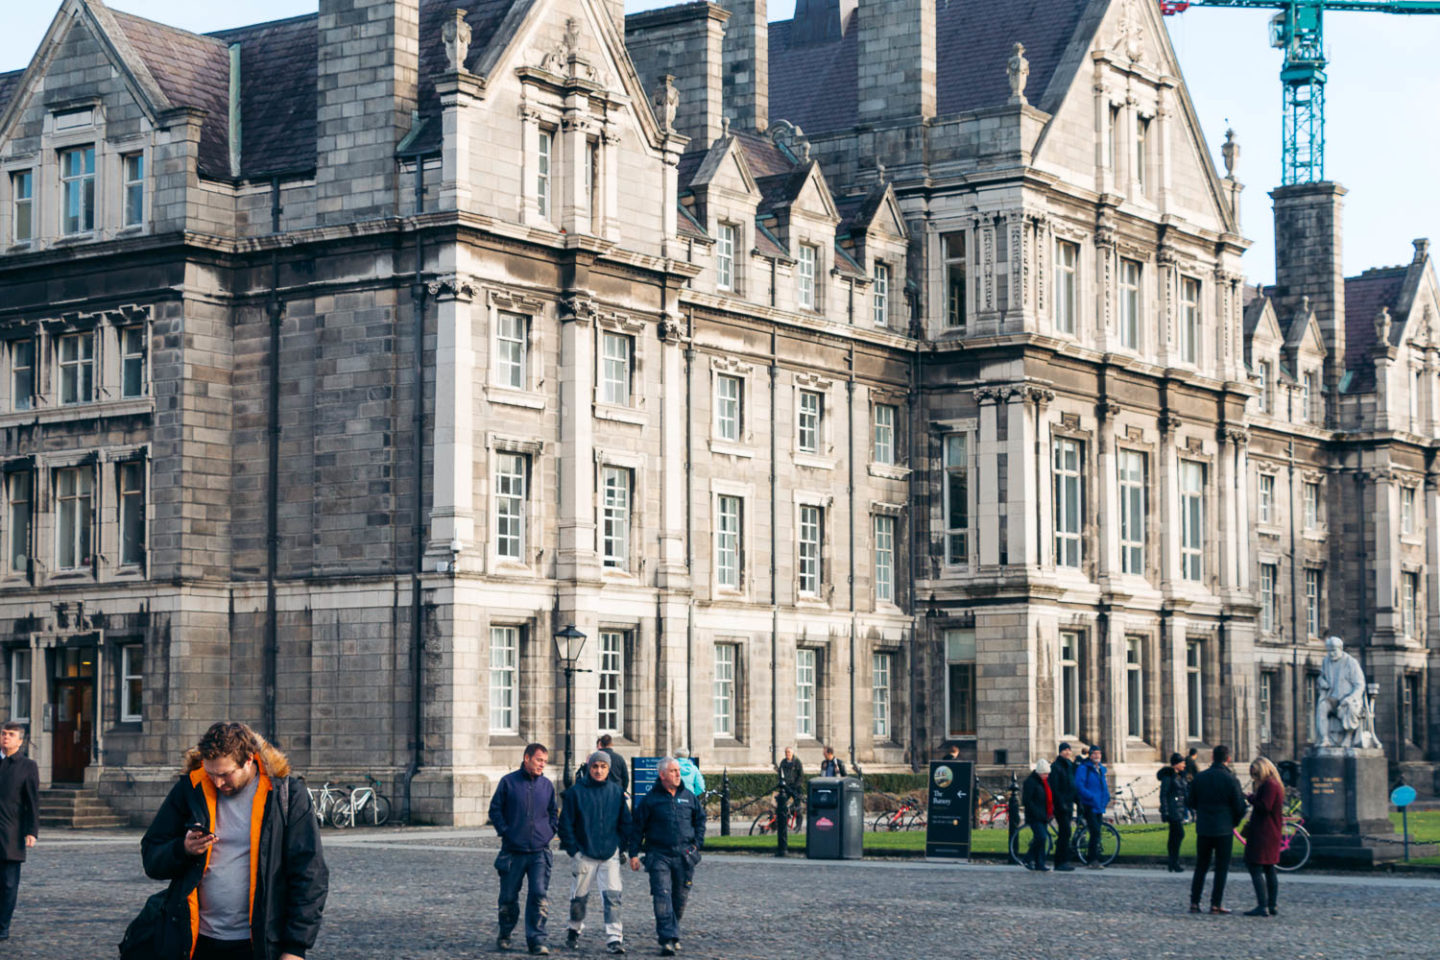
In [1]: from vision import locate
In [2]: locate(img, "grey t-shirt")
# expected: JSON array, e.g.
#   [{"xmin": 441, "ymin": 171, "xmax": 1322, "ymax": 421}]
[{"xmin": 199, "ymin": 773, "xmax": 260, "ymax": 941}]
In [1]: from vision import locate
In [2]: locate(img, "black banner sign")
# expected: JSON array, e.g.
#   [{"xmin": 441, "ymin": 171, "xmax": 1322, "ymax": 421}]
[{"xmin": 924, "ymin": 760, "xmax": 974, "ymax": 861}]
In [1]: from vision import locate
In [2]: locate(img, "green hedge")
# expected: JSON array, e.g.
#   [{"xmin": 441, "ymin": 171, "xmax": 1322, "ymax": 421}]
[{"xmin": 714, "ymin": 771, "xmax": 929, "ymax": 811}]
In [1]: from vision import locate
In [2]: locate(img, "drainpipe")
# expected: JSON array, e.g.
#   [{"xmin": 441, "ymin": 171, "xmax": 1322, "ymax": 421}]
[
  {"xmin": 770, "ymin": 327, "xmax": 779, "ymax": 766},
  {"xmin": 1288, "ymin": 439, "xmax": 1300, "ymax": 758},
  {"xmin": 401, "ymin": 160, "xmax": 428, "ymax": 821},
  {"xmin": 846, "ymin": 345, "xmax": 857, "ymax": 769},
  {"xmin": 263, "ymin": 176, "xmax": 282, "ymax": 741},
  {"xmin": 680, "ymin": 288, "xmax": 695, "ymax": 759},
  {"xmin": 906, "ymin": 286, "xmax": 923, "ymax": 773}
]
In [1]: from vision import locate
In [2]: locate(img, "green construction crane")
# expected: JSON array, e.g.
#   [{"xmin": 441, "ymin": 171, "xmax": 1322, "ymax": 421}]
[{"xmin": 1161, "ymin": 1, "xmax": 1440, "ymax": 184}]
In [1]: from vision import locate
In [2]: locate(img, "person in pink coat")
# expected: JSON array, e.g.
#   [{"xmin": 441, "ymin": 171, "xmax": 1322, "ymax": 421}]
[{"xmin": 1242, "ymin": 757, "xmax": 1286, "ymax": 917}]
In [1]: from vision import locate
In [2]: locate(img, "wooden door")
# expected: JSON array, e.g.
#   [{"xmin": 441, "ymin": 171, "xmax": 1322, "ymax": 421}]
[{"xmin": 51, "ymin": 648, "xmax": 95, "ymax": 784}]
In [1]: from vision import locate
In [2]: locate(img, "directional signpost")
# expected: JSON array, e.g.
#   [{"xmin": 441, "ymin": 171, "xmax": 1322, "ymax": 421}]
[
  {"xmin": 925, "ymin": 761, "xmax": 974, "ymax": 861},
  {"xmin": 1391, "ymin": 784, "xmax": 1418, "ymax": 862}
]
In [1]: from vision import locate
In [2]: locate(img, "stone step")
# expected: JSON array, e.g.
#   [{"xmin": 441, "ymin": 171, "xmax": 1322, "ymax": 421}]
[
  {"xmin": 40, "ymin": 814, "xmax": 127, "ymax": 829},
  {"xmin": 35, "ymin": 787, "xmax": 126, "ymax": 828}
]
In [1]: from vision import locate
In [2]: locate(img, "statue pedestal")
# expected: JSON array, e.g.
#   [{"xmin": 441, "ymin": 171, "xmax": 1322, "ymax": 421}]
[{"xmin": 1302, "ymin": 748, "xmax": 1436, "ymax": 865}]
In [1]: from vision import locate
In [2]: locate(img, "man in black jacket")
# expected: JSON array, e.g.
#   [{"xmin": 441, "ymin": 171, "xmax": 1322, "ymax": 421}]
[
  {"xmin": 1021, "ymin": 759, "xmax": 1053, "ymax": 871},
  {"xmin": 559, "ymin": 752, "xmax": 632, "ymax": 955},
  {"xmin": 598, "ymin": 736, "xmax": 629, "ymax": 796},
  {"xmin": 490, "ymin": 743, "xmax": 559, "ymax": 955},
  {"xmin": 1048, "ymin": 743, "xmax": 1077, "ymax": 871},
  {"xmin": 0, "ymin": 721, "xmax": 39, "ymax": 942},
  {"xmin": 140, "ymin": 722, "xmax": 327, "ymax": 960},
  {"xmin": 629, "ymin": 758, "xmax": 705, "ymax": 957},
  {"xmin": 1158, "ymin": 752, "xmax": 1189, "ymax": 872},
  {"xmin": 1186, "ymin": 744, "xmax": 1248, "ymax": 914}
]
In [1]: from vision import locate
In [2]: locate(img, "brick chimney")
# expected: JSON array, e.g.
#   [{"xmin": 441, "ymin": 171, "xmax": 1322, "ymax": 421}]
[
  {"xmin": 719, "ymin": 0, "xmax": 768, "ymax": 132},
  {"xmin": 857, "ymin": 0, "xmax": 935, "ymax": 123},
  {"xmin": 315, "ymin": 0, "xmax": 420, "ymax": 224},
  {"xmin": 626, "ymin": 3, "xmax": 730, "ymax": 151},
  {"xmin": 1271, "ymin": 182, "xmax": 1347, "ymax": 411}
]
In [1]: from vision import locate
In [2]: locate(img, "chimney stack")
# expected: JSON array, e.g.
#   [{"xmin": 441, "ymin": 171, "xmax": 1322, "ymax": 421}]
[
  {"xmin": 719, "ymin": 0, "xmax": 769, "ymax": 132},
  {"xmin": 1271, "ymin": 182, "xmax": 1347, "ymax": 413},
  {"xmin": 626, "ymin": 3, "xmax": 731, "ymax": 151},
  {"xmin": 315, "ymin": 0, "xmax": 420, "ymax": 224},
  {"xmin": 857, "ymin": 0, "xmax": 935, "ymax": 123}
]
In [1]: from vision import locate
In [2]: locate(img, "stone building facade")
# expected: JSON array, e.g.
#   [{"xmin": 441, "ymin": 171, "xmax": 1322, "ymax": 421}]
[{"xmin": 0, "ymin": 0, "xmax": 1433, "ymax": 824}]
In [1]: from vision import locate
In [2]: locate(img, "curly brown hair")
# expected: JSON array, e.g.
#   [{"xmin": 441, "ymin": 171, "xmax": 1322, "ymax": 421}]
[{"xmin": 195, "ymin": 721, "xmax": 261, "ymax": 766}]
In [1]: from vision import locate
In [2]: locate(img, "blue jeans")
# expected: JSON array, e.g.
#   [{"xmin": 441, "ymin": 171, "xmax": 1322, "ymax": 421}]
[
  {"xmin": 496, "ymin": 849, "xmax": 552, "ymax": 946},
  {"xmin": 645, "ymin": 850, "xmax": 696, "ymax": 944},
  {"xmin": 0, "ymin": 860, "xmax": 20, "ymax": 935}
]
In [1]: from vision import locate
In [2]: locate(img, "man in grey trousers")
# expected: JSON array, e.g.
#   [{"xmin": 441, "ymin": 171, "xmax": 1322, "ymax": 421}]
[{"xmin": 559, "ymin": 752, "xmax": 632, "ymax": 954}]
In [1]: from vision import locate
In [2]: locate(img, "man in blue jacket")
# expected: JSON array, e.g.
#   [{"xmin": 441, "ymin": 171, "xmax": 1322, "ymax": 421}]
[
  {"xmin": 489, "ymin": 743, "xmax": 559, "ymax": 955},
  {"xmin": 559, "ymin": 752, "xmax": 632, "ymax": 955},
  {"xmin": 629, "ymin": 758, "xmax": 705, "ymax": 957},
  {"xmin": 1074, "ymin": 745, "xmax": 1109, "ymax": 869}
]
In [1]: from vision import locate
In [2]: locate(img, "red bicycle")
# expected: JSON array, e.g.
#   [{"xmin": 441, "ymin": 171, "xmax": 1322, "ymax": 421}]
[{"xmin": 870, "ymin": 794, "xmax": 927, "ymax": 831}]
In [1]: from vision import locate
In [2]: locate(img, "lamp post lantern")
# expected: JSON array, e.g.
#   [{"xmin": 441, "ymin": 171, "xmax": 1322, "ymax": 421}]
[{"xmin": 553, "ymin": 623, "xmax": 589, "ymax": 788}]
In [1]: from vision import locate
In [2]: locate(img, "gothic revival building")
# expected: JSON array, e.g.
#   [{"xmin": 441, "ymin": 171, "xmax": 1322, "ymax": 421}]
[{"xmin": 0, "ymin": 0, "xmax": 1433, "ymax": 824}]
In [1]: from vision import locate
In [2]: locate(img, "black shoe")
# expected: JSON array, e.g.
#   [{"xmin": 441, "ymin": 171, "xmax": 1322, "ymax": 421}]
[
  {"xmin": 607, "ymin": 943, "xmax": 626, "ymax": 955},
  {"xmin": 1054, "ymin": 863, "xmax": 1076, "ymax": 872},
  {"xmin": 1268, "ymin": 907, "xmax": 1278, "ymax": 917},
  {"xmin": 1210, "ymin": 906, "xmax": 1231, "ymax": 915},
  {"xmin": 660, "ymin": 943, "xmax": 676, "ymax": 957},
  {"xmin": 1244, "ymin": 906, "xmax": 1269, "ymax": 917},
  {"xmin": 1087, "ymin": 861, "xmax": 1105, "ymax": 870},
  {"xmin": 529, "ymin": 946, "xmax": 550, "ymax": 956},
  {"xmin": 1188, "ymin": 904, "xmax": 1201, "ymax": 913},
  {"xmin": 498, "ymin": 938, "xmax": 514, "ymax": 952},
  {"xmin": 566, "ymin": 931, "xmax": 580, "ymax": 949}
]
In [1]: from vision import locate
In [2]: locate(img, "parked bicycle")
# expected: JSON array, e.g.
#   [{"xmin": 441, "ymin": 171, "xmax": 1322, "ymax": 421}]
[
  {"xmin": 1234, "ymin": 807, "xmax": 1310, "ymax": 871},
  {"xmin": 974, "ymin": 783, "xmax": 1009, "ymax": 828},
  {"xmin": 749, "ymin": 799, "xmax": 804, "ymax": 836},
  {"xmin": 333, "ymin": 774, "xmax": 393, "ymax": 828},
  {"xmin": 1010, "ymin": 816, "xmax": 1122, "ymax": 868},
  {"xmin": 307, "ymin": 781, "xmax": 350, "ymax": 828},
  {"xmin": 870, "ymin": 794, "xmax": 926, "ymax": 832},
  {"xmin": 1112, "ymin": 783, "xmax": 1149, "ymax": 825}
]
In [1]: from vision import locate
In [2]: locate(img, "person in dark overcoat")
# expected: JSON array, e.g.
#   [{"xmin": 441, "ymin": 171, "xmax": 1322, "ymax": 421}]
[
  {"xmin": 1242, "ymin": 757, "xmax": 1286, "ymax": 917},
  {"xmin": 0, "ymin": 721, "xmax": 39, "ymax": 942},
  {"xmin": 1048, "ymin": 743, "xmax": 1077, "ymax": 871},
  {"xmin": 1021, "ymin": 759, "xmax": 1053, "ymax": 871},
  {"xmin": 1186, "ymin": 744, "xmax": 1247, "ymax": 914},
  {"xmin": 1158, "ymin": 752, "xmax": 1188, "ymax": 872}
]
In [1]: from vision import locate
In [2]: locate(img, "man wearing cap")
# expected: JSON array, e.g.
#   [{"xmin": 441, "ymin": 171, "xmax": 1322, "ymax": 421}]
[
  {"xmin": 1048, "ymin": 743, "xmax": 1077, "ymax": 872},
  {"xmin": 1074, "ymin": 745, "xmax": 1110, "ymax": 869},
  {"xmin": 559, "ymin": 751, "xmax": 632, "ymax": 955}
]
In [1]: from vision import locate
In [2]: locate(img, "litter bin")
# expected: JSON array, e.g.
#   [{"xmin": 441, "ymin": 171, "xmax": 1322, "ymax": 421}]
[{"xmin": 806, "ymin": 776, "xmax": 864, "ymax": 860}]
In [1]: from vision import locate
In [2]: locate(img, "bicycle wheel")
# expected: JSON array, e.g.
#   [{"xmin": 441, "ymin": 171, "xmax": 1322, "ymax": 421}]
[
  {"xmin": 1010, "ymin": 824, "xmax": 1052, "ymax": 868},
  {"xmin": 1073, "ymin": 823, "xmax": 1121, "ymax": 866},
  {"xmin": 905, "ymin": 808, "xmax": 927, "ymax": 831},
  {"xmin": 369, "ymin": 793, "xmax": 392, "ymax": 826},
  {"xmin": 330, "ymin": 797, "xmax": 355, "ymax": 829},
  {"xmin": 749, "ymin": 812, "xmax": 773, "ymax": 836},
  {"xmin": 320, "ymin": 791, "xmax": 348, "ymax": 827},
  {"xmin": 1277, "ymin": 823, "xmax": 1310, "ymax": 872}
]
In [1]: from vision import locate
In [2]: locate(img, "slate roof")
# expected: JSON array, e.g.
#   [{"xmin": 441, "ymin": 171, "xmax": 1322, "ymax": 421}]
[
  {"xmin": 404, "ymin": 0, "xmax": 520, "ymax": 156},
  {"xmin": 1343, "ymin": 268, "xmax": 1408, "ymax": 392},
  {"xmin": 208, "ymin": 15, "xmax": 318, "ymax": 178},
  {"xmin": 0, "ymin": 70, "xmax": 21, "ymax": 118},
  {"xmin": 768, "ymin": 0, "xmax": 1089, "ymax": 134}
]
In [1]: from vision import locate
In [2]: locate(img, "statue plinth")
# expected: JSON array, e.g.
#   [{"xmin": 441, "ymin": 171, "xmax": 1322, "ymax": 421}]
[{"xmin": 1302, "ymin": 747, "xmax": 1437, "ymax": 865}]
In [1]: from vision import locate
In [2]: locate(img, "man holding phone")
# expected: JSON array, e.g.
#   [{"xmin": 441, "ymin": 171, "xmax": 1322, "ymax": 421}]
[{"xmin": 140, "ymin": 722, "xmax": 327, "ymax": 960}]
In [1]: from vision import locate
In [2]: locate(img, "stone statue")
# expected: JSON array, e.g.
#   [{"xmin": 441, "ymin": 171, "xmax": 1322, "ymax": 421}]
[
  {"xmin": 1315, "ymin": 636, "xmax": 1373, "ymax": 748},
  {"xmin": 1007, "ymin": 42, "xmax": 1029, "ymax": 105},
  {"xmin": 655, "ymin": 75, "xmax": 679, "ymax": 133},
  {"xmin": 1222, "ymin": 127, "xmax": 1239, "ymax": 179},
  {"xmin": 442, "ymin": 9, "xmax": 471, "ymax": 73},
  {"xmin": 1376, "ymin": 306, "xmax": 1393, "ymax": 346}
]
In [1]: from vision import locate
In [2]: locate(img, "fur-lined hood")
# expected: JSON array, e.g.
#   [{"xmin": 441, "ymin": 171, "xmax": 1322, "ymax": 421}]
[{"xmin": 182, "ymin": 734, "xmax": 292, "ymax": 779}]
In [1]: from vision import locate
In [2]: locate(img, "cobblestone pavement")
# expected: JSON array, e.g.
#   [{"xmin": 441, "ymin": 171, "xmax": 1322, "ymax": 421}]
[{"xmin": 7, "ymin": 830, "xmax": 1439, "ymax": 959}]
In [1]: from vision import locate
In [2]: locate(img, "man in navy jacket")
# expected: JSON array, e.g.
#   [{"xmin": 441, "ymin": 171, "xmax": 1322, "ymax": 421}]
[
  {"xmin": 1074, "ymin": 745, "xmax": 1110, "ymax": 868},
  {"xmin": 559, "ymin": 752, "xmax": 632, "ymax": 954},
  {"xmin": 489, "ymin": 743, "xmax": 559, "ymax": 955},
  {"xmin": 629, "ymin": 758, "xmax": 705, "ymax": 957}
]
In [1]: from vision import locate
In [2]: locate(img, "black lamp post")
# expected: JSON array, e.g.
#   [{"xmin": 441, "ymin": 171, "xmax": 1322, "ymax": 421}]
[{"xmin": 553, "ymin": 623, "xmax": 589, "ymax": 788}]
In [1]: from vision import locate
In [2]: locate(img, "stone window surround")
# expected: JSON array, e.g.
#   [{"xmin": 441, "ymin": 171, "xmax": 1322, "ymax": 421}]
[
  {"xmin": 791, "ymin": 371, "xmax": 836, "ymax": 468},
  {"xmin": 1399, "ymin": 482, "xmax": 1423, "ymax": 544},
  {"xmin": 868, "ymin": 389, "xmax": 909, "ymax": 478},
  {"xmin": 483, "ymin": 617, "xmax": 531, "ymax": 743},
  {"xmin": 708, "ymin": 355, "xmax": 756, "ymax": 455},
  {"xmin": 1049, "ymin": 418, "xmax": 1096, "ymax": 579},
  {"xmin": 871, "ymin": 500, "xmax": 905, "ymax": 611},
  {"xmin": 1050, "ymin": 229, "xmax": 1086, "ymax": 340},
  {"xmin": 793, "ymin": 642, "xmax": 826, "ymax": 743},
  {"xmin": 0, "ymin": 306, "xmax": 153, "ymax": 425},
  {"xmin": 1054, "ymin": 622, "xmax": 1088, "ymax": 744},
  {"xmin": 710, "ymin": 478, "xmax": 755, "ymax": 599},
  {"xmin": 1400, "ymin": 564, "xmax": 1424, "ymax": 641},
  {"xmin": 1254, "ymin": 461, "xmax": 1281, "ymax": 532},
  {"xmin": 1115, "ymin": 439, "xmax": 1155, "ymax": 581},
  {"xmin": 1114, "ymin": 250, "xmax": 1148, "ymax": 354},
  {"xmin": 518, "ymin": 72, "xmax": 620, "ymax": 238},
  {"xmin": 1121, "ymin": 627, "xmax": 1158, "ymax": 747},
  {"xmin": 715, "ymin": 219, "xmax": 742, "ymax": 294},
  {"xmin": 484, "ymin": 434, "xmax": 547, "ymax": 575},
  {"xmin": 792, "ymin": 490, "xmax": 834, "ymax": 605},
  {"xmin": 1299, "ymin": 470, "xmax": 1326, "ymax": 537},
  {"xmin": 933, "ymin": 417, "xmax": 978, "ymax": 573},
  {"xmin": 595, "ymin": 449, "xmax": 645, "ymax": 579},
  {"xmin": 594, "ymin": 621, "xmax": 639, "ymax": 741},
  {"xmin": 592, "ymin": 313, "xmax": 647, "ymax": 424},
  {"xmin": 1302, "ymin": 561, "xmax": 1326, "ymax": 639},
  {"xmin": 932, "ymin": 222, "xmax": 971, "ymax": 337},
  {"xmin": 1, "ymin": 100, "xmax": 152, "ymax": 250},
  {"xmin": 869, "ymin": 643, "xmax": 904, "ymax": 745},
  {"xmin": 118, "ymin": 641, "xmax": 143, "ymax": 724},
  {"xmin": 712, "ymin": 635, "xmax": 748, "ymax": 744},
  {"xmin": 484, "ymin": 289, "xmax": 548, "ymax": 410}
]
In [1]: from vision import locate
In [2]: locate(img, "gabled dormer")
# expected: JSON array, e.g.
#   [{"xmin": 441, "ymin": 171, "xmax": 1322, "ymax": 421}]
[
  {"xmin": 1244, "ymin": 292, "xmax": 1283, "ymax": 419},
  {"xmin": 684, "ymin": 130, "xmax": 763, "ymax": 297},
  {"xmin": 837, "ymin": 181, "xmax": 909, "ymax": 333},
  {"xmin": 1282, "ymin": 297, "xmax": 1327, "ymax": 426}
]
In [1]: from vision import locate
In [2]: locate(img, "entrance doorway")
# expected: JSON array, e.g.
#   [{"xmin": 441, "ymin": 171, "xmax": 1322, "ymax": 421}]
[{"xmin": 52, "ymin": 647, "xmax": 95, "ymax": 784}]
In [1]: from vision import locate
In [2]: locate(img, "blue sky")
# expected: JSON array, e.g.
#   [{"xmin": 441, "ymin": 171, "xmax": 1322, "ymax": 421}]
[{"xmin": 3, "ymin": 1, "xmax": 1437, "ymax": 284}]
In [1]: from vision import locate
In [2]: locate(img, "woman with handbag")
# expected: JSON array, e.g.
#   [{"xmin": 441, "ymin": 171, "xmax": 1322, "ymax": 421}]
[{"xmin": 1243, "ymin": 756, "xmax": 1286, "ymax": 917}]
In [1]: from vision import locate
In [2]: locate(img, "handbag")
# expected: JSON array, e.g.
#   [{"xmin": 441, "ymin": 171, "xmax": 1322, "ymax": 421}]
[{"xmin": 118, "ymin": 888, "xmax": 187, "ymax": 960}]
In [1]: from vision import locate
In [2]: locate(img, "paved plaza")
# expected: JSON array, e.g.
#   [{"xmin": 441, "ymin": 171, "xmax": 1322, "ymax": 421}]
[{"xmin": 7, "ymin": 829, "xmax": 1438, "ymax": 959}]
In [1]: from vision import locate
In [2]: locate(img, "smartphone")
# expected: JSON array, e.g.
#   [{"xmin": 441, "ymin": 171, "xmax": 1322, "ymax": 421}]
[{"xmin": 185, "ymin": 821, "xmax": 213, "ymax": 837}]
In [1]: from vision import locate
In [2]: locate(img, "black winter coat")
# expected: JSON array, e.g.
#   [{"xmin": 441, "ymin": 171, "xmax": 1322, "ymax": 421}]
[
  {"xmin": 630, "ymin": 784, "xmax": 706, "ymax": 857},
  {"xmin": 140, "ymin": 763, "xmax": 328, "ymax": 960},
  {"xmin": 0, "ymin": 750, "xmax": 39, "ymax": 861},
  {"xmin": 1158, "ymin": 767, "xmax": 1187, "ymax": 823},
  {"xmin": 558, "ymin": 776, "xmax": 632, "ymax": 860},
  {"xmin": 1186, "ymin": 763, "xmax": 1248, "ymax": 838},
  {"xmin": 1048, "ymin": 756, "xmax": 1077, "ymax": 812},
  {"xmin": 602, "ymin": 748, "xmax": 630, "ymax": 793},
  {"xmin": 1022, "ymin": 772, "xmax": 1050, "ymax": 825}
]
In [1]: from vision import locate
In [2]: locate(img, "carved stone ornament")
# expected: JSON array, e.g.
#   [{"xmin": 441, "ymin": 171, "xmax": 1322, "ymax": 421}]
[
  {"xmin": 442, "ymin": 9, "xmax": 472, "ymax": 73},
  {"xmin": 427, "ymin": 279, "xmax": 477, "ymax": 302},
  {"xmin": 539, "ymin": 18, "xmax": 596, "ymax": 81},
  {"xmin": 1375, "ymin": 306, "xmax": 1393, "ymax": 346},
  {"xmin": 1112, "ymin": 0, "xmax": 1145, "ymax": 63},
  {"xmin": 1007, "ymin": 42, "xmax": 1030, "ymax": 105},
  {"xmin": 654, "ymin": 75, "xmax": 679, "ymax": 133},
  {"xmin": 1221, "ymin": 127, "xmax": 1239, "ymax": 179},
  {"xmin": 560, "ymin": 294, "xmax": 599, "ymax": 323}
]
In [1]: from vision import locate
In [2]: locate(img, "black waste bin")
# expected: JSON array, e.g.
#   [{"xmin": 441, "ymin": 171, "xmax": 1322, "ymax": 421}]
[{"xmin": 806, "ymin": 776, "xmax": 864, "ymax": 860}]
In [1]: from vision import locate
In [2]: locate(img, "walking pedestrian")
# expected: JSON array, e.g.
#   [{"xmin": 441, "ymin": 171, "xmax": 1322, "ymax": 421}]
[
  {"xmin": 490, "ymin": 743, "xmax": 559, "ymax": 955},
  {"xmin": 778, "ymin": 747, "xmax": 803, "ymax": 801},
  {"xmin": 1186, "ymin": 744, "xmax": 1247, "ymax": 914},
  {"xmin": 629, "ymin": 758, "xmax": 705, "ymax": 957},
  {"xmin": 1074, "ymin": 745, "xmax": 1109, "ymax": 869},
  {"xmin": 1242, "ymin": 757, "xmax": 1285, "ymax": 918},
  {"xmin": 942, "ymin": 743, "xmax": 960, "ymax": 760},
  {"xmin": 137, "ymin": 721, "xmax": 327, "ymax": 960},
  {"xmin": 0, "ymin": 722, "xmax": 38, "ymax": 943},
  {"xmin": 1159, "ymin": 752, "xmax": 1188, "ymax": 873},
  {"xmin": 1184, "ymin": 748, "xmax": 1199, "ymax": 783},
  {"xmin": 598, "ymin": 735, "xmax": 630, "ymax": 796},
  {"xmin": 1022, "ymin": 759, "xmax": 1053, "ymax": 871},
  {"xmin": 819, "ymin": 746, "xmax": 846, "ymax": 778},
  {"xmin": 559, "ymin": 752, "xmax": 632, "ymax": 954},
  {"xmin": 1049, "ymin": 743, "xmax": 1077, "ymax": 872}
]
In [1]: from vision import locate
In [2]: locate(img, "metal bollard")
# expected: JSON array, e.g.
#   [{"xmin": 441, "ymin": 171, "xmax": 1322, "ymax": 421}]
[
  {"xmin": 720, "ymin": 768, "xmax": 731, "ymax": 837},
  {"xmin": 775, "ymin": 774, "xmax": 789, "ymax": 857},
  {"xmin": 1007, "ymin": 771, "xmax": 1020, "ymax": 854}
]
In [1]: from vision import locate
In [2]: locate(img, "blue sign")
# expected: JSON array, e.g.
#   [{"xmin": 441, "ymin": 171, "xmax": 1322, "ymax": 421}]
[
  {"xmin": 1391, "ymin": 784, "xmax": 1417, "ymax": 808},
  {"xmin": 632, "ymin": 756, "xmax": 660, "ymax": 799}
]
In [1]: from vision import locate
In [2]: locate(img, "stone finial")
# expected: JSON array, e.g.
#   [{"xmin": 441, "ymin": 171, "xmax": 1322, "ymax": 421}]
[
  {"xmin": 655, "ymin": 75, "xmax": 679, "ymax": 133},
  {"xmin": 1222, "ymin": 127, "xmax": 1239, "ymax": 179},
  {"xmin": 876, "ymin": 161, "xmax": 886, "ymax": 183},
  {"xmin": 1376, "ymin": 306, "xmax": 1393, "ymax": 345},
  {"xmin": 1007, "ymin": 42, "xmax": 1029, "ymax": 105},
  {"xmin": 442, "ymin": 9, "xmax": 472, "ymax": 73},
  {"xmin": 721, "ymin": 116, "xmax": 731, "ymax": 138},
  {"xmin": 1414, "ymin": 238, "xmax": 1431, "ymax": 263}
]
